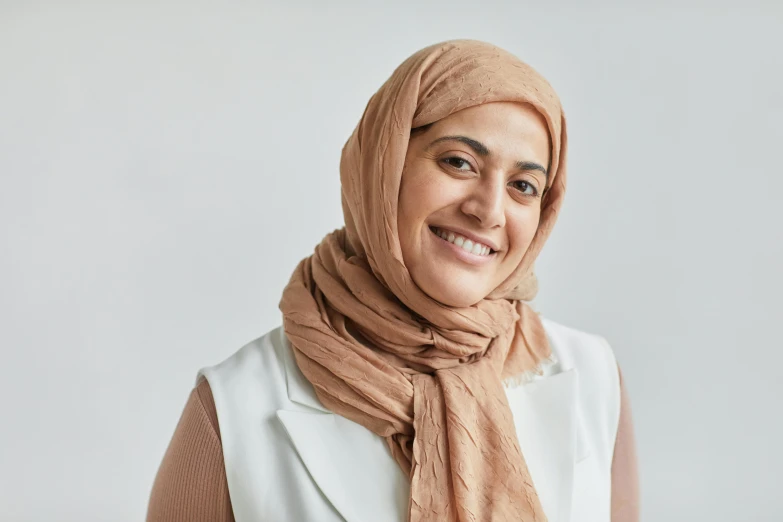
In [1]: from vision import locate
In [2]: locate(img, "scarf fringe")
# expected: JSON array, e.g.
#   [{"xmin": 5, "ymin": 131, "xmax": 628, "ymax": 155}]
[{"xmin": 502, "ymin": 352, "xmax": 559, "ymax": 389}]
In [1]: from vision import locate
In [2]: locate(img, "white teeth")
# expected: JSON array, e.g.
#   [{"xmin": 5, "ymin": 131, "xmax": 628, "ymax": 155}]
[{"xmin": 433, "ymin": 227, "xmax": 492, "ymax": 257}]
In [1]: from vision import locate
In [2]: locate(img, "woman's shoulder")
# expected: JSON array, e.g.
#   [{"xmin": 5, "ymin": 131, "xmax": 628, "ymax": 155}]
[
  {"xmin": 195, "ymin": 324, "xmax": 325, "ymax": 426},
  {"xmin": 200, "ymin": 319, "xmax": 619, "ymax": 386},
  {"xmin": 539, "ymin": 315, "xmax": 619, "ymax": 376},
  {"xmin": 197, "ymin": 319, "xmax": 621, "ymax": 417},
  {"xmin": 539, "ymin": 315, "xmax": 622, "ymax": 419},
  {"xmin": 198, "ymin": 325, "xmax": 288, "ymax": 386},
  {"xmin": 539, "ymin": 315, "xmax": 623, "ymax": 446}
]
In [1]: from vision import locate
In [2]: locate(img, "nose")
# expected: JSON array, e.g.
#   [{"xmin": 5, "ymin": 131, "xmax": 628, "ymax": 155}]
[{"xmin": 459, "ymin": 174, "xmax": 506, "ymax": 229}]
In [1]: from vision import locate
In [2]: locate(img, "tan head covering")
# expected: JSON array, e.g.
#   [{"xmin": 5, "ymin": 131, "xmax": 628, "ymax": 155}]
[{"xmin": 279, "ymin": 39, "xmax": 567, "ymax": 522}]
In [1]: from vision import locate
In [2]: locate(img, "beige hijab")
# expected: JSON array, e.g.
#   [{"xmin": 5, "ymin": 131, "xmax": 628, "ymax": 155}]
[{"xmin": 279, "ymin": 39, "xmax": 567, "ymax": 522}]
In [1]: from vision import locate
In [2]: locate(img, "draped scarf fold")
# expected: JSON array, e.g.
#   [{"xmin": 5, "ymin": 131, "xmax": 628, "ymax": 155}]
[{"xmin": 279, "ymin": 39, "xmax": 568, "ymax": 522}]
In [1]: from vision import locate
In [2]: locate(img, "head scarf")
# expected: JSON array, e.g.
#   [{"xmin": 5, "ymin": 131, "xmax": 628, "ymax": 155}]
[{"xmin": 279, "ymin": 39, "xmax": 567, "ymax": 522}]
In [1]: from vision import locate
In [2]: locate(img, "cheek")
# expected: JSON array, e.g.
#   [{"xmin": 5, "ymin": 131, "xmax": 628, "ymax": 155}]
[
  {"xmin": 398, "ymin": 166, "xmax": 448, "ymax": 233},
  {"xmin": 398, "ymin": 167, "xmax": 435, "ymax": 261},
  {"xmin": 506, "ymin": 206, "xmax": 542, "ymax": 259}
]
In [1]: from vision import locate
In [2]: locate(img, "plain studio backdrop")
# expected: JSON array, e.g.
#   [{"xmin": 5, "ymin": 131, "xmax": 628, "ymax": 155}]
[{"xmin": 1, "ymin": 2, "xmax": 781, "ymax": 521}]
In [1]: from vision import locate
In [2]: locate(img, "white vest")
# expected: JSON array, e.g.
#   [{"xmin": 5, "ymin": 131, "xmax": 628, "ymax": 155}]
[{"xmin": 199, "ymin": 316, "xmax": 621, "ymax": 522}]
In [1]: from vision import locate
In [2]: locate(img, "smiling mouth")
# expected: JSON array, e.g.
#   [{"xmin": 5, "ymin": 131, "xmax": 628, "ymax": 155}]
[{"xmin": 428, "ymin": 225, "xmax": 497, "ymax": 257}]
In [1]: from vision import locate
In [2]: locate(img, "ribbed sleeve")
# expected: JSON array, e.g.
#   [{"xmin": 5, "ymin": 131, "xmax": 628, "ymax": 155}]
[
  {"xmin": 611, "ymin": 365, "xmax": 640, "ymax": 522},
  {"xmin": 146, "ymin": 377, "xmax": 235, "ymax": 522}
]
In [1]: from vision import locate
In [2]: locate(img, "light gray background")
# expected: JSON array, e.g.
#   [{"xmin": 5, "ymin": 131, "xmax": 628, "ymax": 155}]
[{"xmin": 1, "ymin": 2, "xmax": 781, "ymax": 521}]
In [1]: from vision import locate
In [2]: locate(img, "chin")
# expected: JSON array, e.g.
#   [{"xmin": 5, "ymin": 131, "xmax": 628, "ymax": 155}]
[
  {"xmin": 442, "ymin": 295, "xmax": 483, "ymax": 308},
  {"xmin": 421, "ymin": 274, "xmax": 488, "ymax": 308}
]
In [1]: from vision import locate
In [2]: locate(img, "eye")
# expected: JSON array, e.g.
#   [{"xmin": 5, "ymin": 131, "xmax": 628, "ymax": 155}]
[
  {"xmin": 510, "ymin": 179, "xmax": 539, "ymax": 197},
  {"xmin": 441, "ymin": 156, "xmax": 473, "ymax": 171}
]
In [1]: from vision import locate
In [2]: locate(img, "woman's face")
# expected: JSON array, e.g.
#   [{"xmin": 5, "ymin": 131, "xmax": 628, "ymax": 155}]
[{"xmin": 398, "ymin": 101, "xmax": 551, "ymax": 308}]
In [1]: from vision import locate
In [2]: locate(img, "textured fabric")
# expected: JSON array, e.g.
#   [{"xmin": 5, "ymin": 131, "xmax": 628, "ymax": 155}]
[
  {"xmin": 145, "ymin": 371, "xmax": 639, "ymax": 522},
  {"xmin": 612, "ymin": 367, "xmax": 640, "ymax": 521},
  {"xmin": 278, "ymin": 39, "xmax": 568, "ymax": 522},
  {"xmin": 146, "ymin": 377, "xmax": 234, "ymax": 522}
]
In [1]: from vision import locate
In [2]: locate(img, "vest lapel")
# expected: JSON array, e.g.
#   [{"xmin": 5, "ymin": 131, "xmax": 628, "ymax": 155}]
[
  {"xmin": 276, "ymin": 410, "xmax": 409, "ymax": 522},
  {"xmin": 275, "ymin": 327, "xmax": 586, "ymax": 522},
  {"xmin": 504, "ymin": 368, "xmax": 585, "ymax": 522},
  {"xmin": 275, "ymin": 327, "xmax": 408, "ymax": 522}
]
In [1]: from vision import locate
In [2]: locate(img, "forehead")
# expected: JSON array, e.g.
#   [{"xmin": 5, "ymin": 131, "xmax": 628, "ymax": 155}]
[{"xmin": 420, "ymin": 102, "xmax": 551, "ymax": 159}]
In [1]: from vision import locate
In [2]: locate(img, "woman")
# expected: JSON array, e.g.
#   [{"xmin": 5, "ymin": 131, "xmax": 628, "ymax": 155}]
[{"xmin": 146, "ymin": 39, "xmax": 639, "ymax": 522}]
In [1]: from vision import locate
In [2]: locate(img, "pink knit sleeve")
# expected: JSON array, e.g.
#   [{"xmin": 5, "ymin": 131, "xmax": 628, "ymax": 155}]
[
  {"xmin": 611, "ymin": 365, "xmax": 640, "ymax": 522},
  {"xmin": 146, "ymin": 378, "xmax": 235, "ymax": 522}
]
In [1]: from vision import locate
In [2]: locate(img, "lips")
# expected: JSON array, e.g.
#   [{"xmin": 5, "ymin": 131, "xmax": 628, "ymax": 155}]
[
  {"xmin": 428, "ymin": 225, "xmax": 500, "ymax": 253},
  {"xmin": 429, "ymin": 226, "xmax": 492, "ymax": 256}
]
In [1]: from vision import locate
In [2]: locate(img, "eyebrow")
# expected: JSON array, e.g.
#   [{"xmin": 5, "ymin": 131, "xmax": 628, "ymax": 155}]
[{"xmin": 426, "ymin": 135, "xmax": 549, "ymax": 178}]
